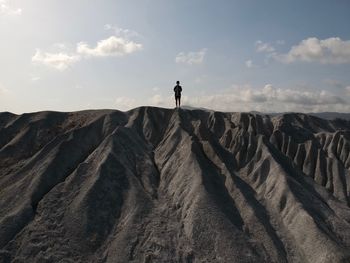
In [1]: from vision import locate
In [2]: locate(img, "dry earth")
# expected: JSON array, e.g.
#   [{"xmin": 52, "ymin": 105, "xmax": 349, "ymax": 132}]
[{"xmin": 0, "ymin": 107, "xmax": 350, "ymax": 263}]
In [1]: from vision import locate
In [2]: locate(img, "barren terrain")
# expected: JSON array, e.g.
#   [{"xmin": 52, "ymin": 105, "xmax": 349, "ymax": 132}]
[{"xmin": 1, "ymin": 107, "xmax": 350, "ymax": 263}]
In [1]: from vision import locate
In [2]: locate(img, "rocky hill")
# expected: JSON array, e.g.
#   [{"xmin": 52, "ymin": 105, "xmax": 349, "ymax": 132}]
[{"xmin": 0, "ymin": 107, "xmax": 350, "ymax": 263}]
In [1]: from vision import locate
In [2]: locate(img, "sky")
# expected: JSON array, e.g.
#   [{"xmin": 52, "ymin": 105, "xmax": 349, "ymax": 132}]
[{"xmin": 1, "ymin": 0, "xmax": 350, "ymax": 113}]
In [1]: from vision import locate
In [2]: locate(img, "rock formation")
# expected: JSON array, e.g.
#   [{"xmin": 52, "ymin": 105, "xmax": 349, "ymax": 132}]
[{"xmin": 0, "ymin": 107, "xmax": 350, "ymax": 263}]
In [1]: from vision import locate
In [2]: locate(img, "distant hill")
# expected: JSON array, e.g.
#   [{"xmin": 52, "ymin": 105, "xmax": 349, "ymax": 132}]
[
  {"xmin": 309, "ymin": 112, "xmax": 350, "ymax": 120},
  {"xmin": 1, "ymin": 107, "xmax": 350, "ymax": 262},
  {"xmin": 184, "ymin": 107, "xmax": 350, "ymax": 121}
]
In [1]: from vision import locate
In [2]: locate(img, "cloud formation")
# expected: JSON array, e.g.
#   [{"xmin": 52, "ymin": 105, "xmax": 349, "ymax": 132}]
[
  {"xmin": 104, "ymin": 24, "xmax": 141, "ymax": 39},
  {"xmin": 147, "ymin": 84, "xmax": 349, "ymax": 113},
  {"xmin": 32, "ymin": 50, "xmax": 80, "ymax": 71},
  {"xmin": 255, "ymin": 41, "xmax": 275, "ymax": 53},
  {"xmin": 175, "ymin": 48, "xmax": 207, "ymax": 65},
  {"xmin": 107, "ymin": 83, "xmax": 350, "ymax": 113},
  {"xmin": 245, "ymin": 60, "xmax": 256, "ymax": 68},
  {"xmin": 115, "ymin": 96, "xmax": 138, "ymax": 111},
  {"xmin": 77, "ymin": 36, "xmax": 142, "ymax": 57},
  {"xmin": 32, "ymin": 32, "xmax": 142, "ymax": 70},
  {"xmin": 204, "ymin": 85, "xmax": 348, "ymax": 112},
  {"xmin": 0, "ymin": 0, "xmax": 21, "ymax": 15},
  {"xmin": 274, "ymin": 37, "xmax": 350, "ymax": 64}
]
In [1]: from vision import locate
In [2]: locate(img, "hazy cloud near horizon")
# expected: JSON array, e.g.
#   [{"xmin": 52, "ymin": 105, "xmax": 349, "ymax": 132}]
[{"xmin": 112, "ymin": 84, "xmax": 350, "ymax": 113}]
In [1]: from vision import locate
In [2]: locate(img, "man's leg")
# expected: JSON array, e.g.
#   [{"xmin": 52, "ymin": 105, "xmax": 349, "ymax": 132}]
[
  {"xmin": 176, "ymin": 97, "xmax": 180, "ymax": 107},
  {"xmin": 179, "ymin": 97, "xmax": 181, "ymax": 107}
]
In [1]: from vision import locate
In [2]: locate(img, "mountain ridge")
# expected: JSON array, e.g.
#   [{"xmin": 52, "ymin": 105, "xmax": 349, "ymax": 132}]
[
  {"xmin": 0, "ymin": 107, "xmax": 350, "ymax": 263},
  {"xmin": 3, "ymin": 107, "xmax": 350, "ymax": 121}
]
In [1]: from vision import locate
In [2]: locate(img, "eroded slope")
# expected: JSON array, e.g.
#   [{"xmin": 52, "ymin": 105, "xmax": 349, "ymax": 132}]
[{"xmin": 0, "ymin": 107, "xmax": 350, "ymax": 263}]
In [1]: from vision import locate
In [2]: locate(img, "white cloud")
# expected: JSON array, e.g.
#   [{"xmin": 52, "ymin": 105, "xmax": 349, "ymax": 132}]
[
  {"xmin": 32, "ymin": 31, "xmax": 143, "ymax": 71},
  {"xmin": 32, "ymin": 49, "xmax": 80, "ymax": 71},
  {"xmin": 175, "ymin": 48, "xmax": 207, "ymax": 65},
  {"xmin": 274, "ymin": 37, "xmax": 350, "ymax": 64},
  {"xmin": 82, "ymin": 84, "xmax": 350, "ymax": 113},
  {"xmin": 104, "ymin": 24, "xmax": 113, "ymax": 30},
  {"xmin": 77, "ymin": 36, "xmax": 143, "ymax": 57},
  {"xmin": 255, "ymin": 41, "xmax": 275, "ymax": 53},
  {"xmin": 104, "ymin": 24, "xmax": 141, "ymax": 38},
  {"xmin": 245, "ymin": 60, "xmax": 257, "ymax": 68},
  {"xmin": 173, "ymin": 84, "xmax": 347, "ymax": 113},
  {"xmin": 0, "ymin": 0, "xmax": 22, "ymax": 15},
  {"xmin": 115, "ymin": 96, "xmax": 138, "ymax": 111},
  {"xmin": 150, "ymin": 94, "xmax": 163, "ymax": 105}
]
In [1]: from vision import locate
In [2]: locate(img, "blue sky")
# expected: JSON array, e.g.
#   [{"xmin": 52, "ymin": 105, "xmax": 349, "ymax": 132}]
[{"xmin": 1, "ymin": 0, "xmax": 350, "ymax": 113}]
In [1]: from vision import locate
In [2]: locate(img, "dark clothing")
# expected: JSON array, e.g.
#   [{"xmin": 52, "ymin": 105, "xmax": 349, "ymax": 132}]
[
  {"xmin": 174, "ymin": 85, "xmax": 182, "ymax": 97},
  {"xmin": 174, "ymin": 83, "xmax": 182, "ymax": 108}
]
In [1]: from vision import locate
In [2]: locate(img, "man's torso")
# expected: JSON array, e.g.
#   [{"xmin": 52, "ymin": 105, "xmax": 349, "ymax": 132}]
[{"xmin": 174, "ymin": 85, "xmax": 182, "ymax": 97}]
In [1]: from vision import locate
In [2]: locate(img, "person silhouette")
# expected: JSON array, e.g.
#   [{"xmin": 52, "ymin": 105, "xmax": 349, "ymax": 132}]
[{"xmin": 174, "ymin": 81, "xmax": 182, "ymax": 108}]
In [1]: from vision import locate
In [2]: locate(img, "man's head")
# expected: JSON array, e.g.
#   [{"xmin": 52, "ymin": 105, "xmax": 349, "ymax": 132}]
[{"xmin": 176, "ymin": 81, "xmax": 180, "ymax": 85}]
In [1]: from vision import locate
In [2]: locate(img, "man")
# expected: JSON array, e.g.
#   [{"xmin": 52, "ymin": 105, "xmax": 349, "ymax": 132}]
[{"xmin": 173, "ymin": 81, "xmax": 182, "ymax": 108}]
